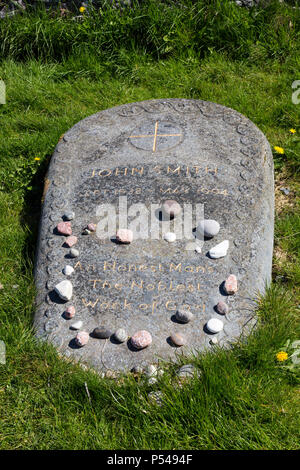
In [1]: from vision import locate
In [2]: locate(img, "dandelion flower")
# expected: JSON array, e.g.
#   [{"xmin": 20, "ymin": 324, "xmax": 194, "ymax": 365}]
[
  {"xmin": 34, "ymin": 157, "xmax": 40, "ymax": 161},
  {"xmin": 274, "ymin": 146, "xmax": 285, "ymax": 154},
  {"xmin": 289, "ymin": 128, "xmax": 296, "ymax": 134},
  {"xmin": 276, "ymin": 351, "xmax": 288, "ymax": 362},
  {"xmin": 79, "ymin": 6, "xmax": 86, "ymax": 13}
]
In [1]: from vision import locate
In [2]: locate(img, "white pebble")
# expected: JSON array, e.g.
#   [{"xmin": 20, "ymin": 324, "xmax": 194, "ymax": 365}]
[
  {"xmin": 209, "ymin": 240, "xmax": 229, "ymax": 259},
  {"xmin": 54, "ymin": 280, "xmax": 73, "ymax": 301},
  {"xmin": 196, "ymin": 219, "xmax": 220, "ymax": 238},
  {"xmin": 63, "ymin": 265, "xmax": 74, "ymax": 276},
  {"xmin": 70, "ymin": 320, "xmax": 83, "ymax": 330},
  {"xmin": 206, "ymin": 318, "xmax": 224, "ymax": 334},
  {"xmin": 164, "ymin": 232, "xmax": 176, "ymax": 243}
]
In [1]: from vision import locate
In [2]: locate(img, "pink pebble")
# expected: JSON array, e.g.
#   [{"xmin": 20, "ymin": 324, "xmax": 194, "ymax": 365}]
[
  {"xmin": 57, "ymin": 221, "xmax": 72, "ymax": 236},
  {"xmin": 116, "ymin": 229, "xmax": 133, "ymax": 244},
  {"xmin": 87, "ymin": 223, "xmax": 96, "ymax": 232},
  {"xmin": 224, "ymin": 274, "xmax": 238, "ymax": 295},
  {"xmin": 65, "ymin": 235, "xmax": 78, "ymax": 247},
  {"xmin": 75, "ymin": 331, "xmax": 89, "ymax": 347},
  {"xmin": 65, "ymin": 306, "xmax": 75, "ymax": 319},
  {"xmin": 216, "ymin": 301, "xmax": 229, "ymax": 315},
  {"xmin": 131, "ymin": 330, "xmax": 152, "ymax": 350}
]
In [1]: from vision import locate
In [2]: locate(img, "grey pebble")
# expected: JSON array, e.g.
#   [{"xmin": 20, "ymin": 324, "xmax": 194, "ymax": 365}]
[
  {"xmin": 114, "ymin": 328, "xmax": 128, "ymax": 343},
  {"xmin": 216, "ymin": 301, "xmax": 229, "ymax": 315},
  {"xmin": 63, "ymin": 211, "xmax": 75, "ymax": 221},
  {"xmin": 177, "ymin": 364, "xmax": 200, "ymax": 379},
  {"xmin": 93, "ymin": 327, "xmax": 112, "ymax": 339},
  {"xmin": 170, "ymin": 333, "xmax": 186, "ymax": 347},
  {"xmin": 176, "ymin": 308, "xmax": 194, "ymax": 323},
  {"xmin": 69, "ymin": 248, "xmax": 79, "ymax": 258}
]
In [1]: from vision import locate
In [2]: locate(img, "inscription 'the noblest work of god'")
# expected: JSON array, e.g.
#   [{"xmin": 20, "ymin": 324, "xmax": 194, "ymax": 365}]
[{"xmin": 34, "ymin": 99, "xmax": 274, "ymax": 373}]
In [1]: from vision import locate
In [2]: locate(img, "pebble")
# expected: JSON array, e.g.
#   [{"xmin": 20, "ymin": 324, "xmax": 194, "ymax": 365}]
[
  {"xmin": 177, "ymin": 364, "xmax": 200, "ymax": 379},
  {"xmin": 206, "ymin": 318, "xmax": 224, "ymax": 334},
  {"xmin": 92, "ymin": 327, "xmax": 112, "ymax": 339},
  {"xmin": 57, "ymin": 221, "xmax": 72, "ymax": 236},
  {"xmin": 105, "ymin": 370, "xmax": 118, "ymax": 379},
  {"xmin": 170, "ymin": 333, "xmax": 186, "ymax": 347},
  {"xmin": 216, "ymin": 301, "xmax": 229, "ymax": 315},
  {"xmin": 210, "ymin": 337, "xmax": 218, "ymax": 345},
  {"xmin": 209, "ymin": 240, "xmax": 229, "ymax": 259},
  {"xmin": 280, "ymin": 187, "xmax": 290, "ymax": 196},
  {"xmin": 87, "ymin": 223, "xmax": 96, "ymax": 232},
  {"xmin": 63, "ymin": 265, "xmax": 74, "ymax": 276},
  {"xmin": 176, "ymin": 308, "xmax": 194, "ymax": 323},
  {"xmin": 114, "ymin": 328, "xmax": 128, "ymax": 343},
  {"xmin": 70, "ymin": 320, "xmax": 83, "ymax": 330},
  {"xmin": 83, "ymin": 228, "xmax": 91, "ymax": 235},
  {"xmin": 116, "ymin": 228, "xmax": 133, "ymax": 244},
  {"xmin": 148, "ymin": 391, "xmax": 163, "ymax": 406},
  {"xmin": 75, "ymin": 331, "xmax": 89, "ymax": 347},
  {"xmin": 69, "ymin": 248, "xmax": 79, "ymax": 258},
  {"xmin": 63, "ymin": 211, "xmax": 75, "ymax": 221},
  {"xmin": 164, "ymin": 232, "xmax": 176, "ymax": 243},
  {"xmin": 144, "ymin": 364, "xmax": 157, "ymax": 377},
  {"xmin": 131, "ymin": 330, "xmax": 152, "ymax": 350},
  {"xmin": 64, "ymin": 305, "xmax": 75, "ymax": 319},
  {"xmin": 148, "ymin": 377, "xmax": 157, "ymax": 385},
  {"xmin": 224, "ymin": 274, "xmax": 238, "ymax": 295},
  {"xmin": 65, "ymin": 235, "xmax": 78, "ymax": 247},
  {"xmin": 161, "ymin": 200, "xmax": 182, "ymax": 218},
  {"xmin": 196, "ymin": 219, "xmax": 220, "ymax": 238},
  {"xmin": 195, "ymin": 244, "xmax": 202, "ymax": 253},
  {"xmin": 131, "ymin": 365, "xmax": 143, "ymax": 374},
  {"xmin": 54, "ymin": 280, "xmax": 73, "ymax": 301}
]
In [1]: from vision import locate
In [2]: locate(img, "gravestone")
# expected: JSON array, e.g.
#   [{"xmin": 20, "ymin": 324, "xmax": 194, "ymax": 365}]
[{"xmin": 34, "ymin": 99, "xmax": 274, "ymax": 373}]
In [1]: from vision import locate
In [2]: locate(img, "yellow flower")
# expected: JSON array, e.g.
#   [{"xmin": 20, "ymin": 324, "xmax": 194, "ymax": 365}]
[
  {"xmin": 276, "ymin": 351, "xmax": 288, "ymax": 362},
  {"xmin": 34, "ymin": 157, "xmax": 40, "ymax": 161},
  {"xmin": 79, "ymin": 6, "xmax": 86, "ymax": 13},
  {"xmin": 289, "ymin": 128, "xmax": 296, "ymax": 134},
  {"xmin": 274, "ymin": 146, "xmax": 285, "ymax": 154}
]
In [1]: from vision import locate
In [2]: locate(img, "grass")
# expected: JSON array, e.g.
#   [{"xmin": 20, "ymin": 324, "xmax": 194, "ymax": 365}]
[{"xmin": 0, "ymin": 0, "xmax": 299, "ymax": 450}]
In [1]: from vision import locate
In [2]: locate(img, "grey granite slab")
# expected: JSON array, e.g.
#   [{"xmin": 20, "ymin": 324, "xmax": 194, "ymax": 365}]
[{"xmin": 34, "ymin": 99, "xmax": 274, "ymax": 373}]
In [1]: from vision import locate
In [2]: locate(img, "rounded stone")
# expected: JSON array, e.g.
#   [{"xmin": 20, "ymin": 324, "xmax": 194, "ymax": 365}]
[
  {"xmin": 224, "ymin": 274, "xmax": 238, "ymax": 295},
  {"xmin": 54, "ymin": 280, "xmax": 73, "ymax": 301},
  {"xmin": 144, "ymin": 364, "xmax": 157, "ymax": 377},
  {"xmin": 93, "ymin": 327, "xmax": 112, "ymax": 339},
  {"xmin": 69, "ymin": 248, "xmax": 79, "ymax": 258},
  {"xmin": 164, "ymin": 232, "xmax": 176, "ymax": 243},
  {"xmin": 170, "ymin": 333, "xmax": 186, "ymax": 347},
  {"xmin": 70, "ymin": 320, "xmax": 83, "ymax": 330},
  {"xmin": 114, "ymin": 328, "xmax": 128, "ymax": 343},
  {"xmin": 65, "ymin": 235, "xmax": 78, "ymax": 247},
  {"xmin": 161, "ymin": 200, "xmax": 182, "ymax": 219},
  {"xmin": 196, "ymin": 219, "xmax": 220, "ymax": 238},
  {"xmin": 64, "ymin": 305, "xmax": 75, "ymax": 319},
  {"xmin": 210, "ymin": 337, "xmax": 218, "ymax": 345},
  {"xmin": 209, "ymin": 240, "xmax": 229, "ymax": 259},
  {"xmin": 176, "ymin": 308, "xmax": 194, "ymax": 323},
  {"xmin": 177, "ymin": 364, "xmax": 200, "ymax": 379},
  {"xmin": 148, "ymin": 391, "xmax": 163, "ymax": 406},
  {"xmin": 63, "ymin": 211, "xmax": 75, "ymax": 221},
  {"xmin": 116, "ymin": 229, "xmax": 133, "ymax": 244},
  {"xmin": 206, "ymin": 318, "xmax": 224, "ymax": 334},
  {"xmin": 216, "ymin": 301, "xmax": 229, "ymax": 315},
  {"xmin": 57, "ymin": 221, "xmax": 72, "ymax": 236},
  {"xmin": 87, "ymin": 223, "xmax": 96, "ymax": 232},
  {"xmin": 75, "ymin": 331, "xmax": 89, "ymax": 347},
  {"xmin": 131, "ymin": 365, "xmax": 143, "ymax": 374},
  {"xmin": 131, "ymin": 330, "xmax": 152, "ymax": 350},
  {"xmin": 63, "ymin": 265, "xmax": 74, "ymax": 276}
]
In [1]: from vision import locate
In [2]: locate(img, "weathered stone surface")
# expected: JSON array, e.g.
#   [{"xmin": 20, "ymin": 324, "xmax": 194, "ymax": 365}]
[{"xmin": 34, "ymin": 98, "xmax": 274, "ymax": 373}]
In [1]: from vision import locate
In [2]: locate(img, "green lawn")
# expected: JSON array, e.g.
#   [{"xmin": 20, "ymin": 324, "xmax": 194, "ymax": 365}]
[{"xmin": 0, "ymin": 0, "xmax": 299, "ymax": 450}]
